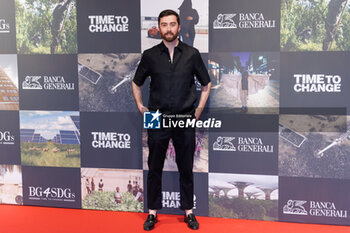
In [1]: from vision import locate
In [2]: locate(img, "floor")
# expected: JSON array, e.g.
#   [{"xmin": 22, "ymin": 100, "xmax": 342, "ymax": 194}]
[{"xmin": 1, "ymin": 204, "xmax": 350, "ymax": 233}]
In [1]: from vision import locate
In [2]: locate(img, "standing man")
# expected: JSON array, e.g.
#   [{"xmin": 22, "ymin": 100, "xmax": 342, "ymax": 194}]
[{"xmin": 132, "ymin": 9, "xmax": 211, "ymax": 231}]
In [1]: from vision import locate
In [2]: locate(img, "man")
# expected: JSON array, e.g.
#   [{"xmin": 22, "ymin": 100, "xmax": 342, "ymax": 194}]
[{"xmin": 132, "ymin": 9, "xmax": 211, "ymax": 231}]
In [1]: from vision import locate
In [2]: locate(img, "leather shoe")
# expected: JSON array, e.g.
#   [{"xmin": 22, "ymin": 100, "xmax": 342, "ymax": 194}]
[
  {"xmin": 184, "ymin": 213, "xmax": 199, "ymax": 230},
  {"xmin": 143, "ymin": 214, "xmax": 157, "ymax": 231}
]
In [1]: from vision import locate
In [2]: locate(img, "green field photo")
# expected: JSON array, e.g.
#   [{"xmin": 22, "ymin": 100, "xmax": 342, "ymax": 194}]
[{"xmin": 21, "ymin": 141, "xmax": 80, "ymax": 167}]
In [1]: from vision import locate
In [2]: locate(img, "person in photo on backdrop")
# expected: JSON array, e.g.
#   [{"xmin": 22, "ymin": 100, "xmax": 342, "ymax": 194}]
[
  {"xmin": 178, "ymin": 0, "xmax": 199, "ymax": 47},
  {"xmin": 240, "ymin": 70, "xmax": 249, "ymax": 112},
  {"xmin": 132, "ymin": 9, "xmax": 211, "ymax": 231},
  {"xmin": 133, "ymin": 181, "xmax": 139, "ymax": 197},
  {"xmin": 91, "ymin": 178, "xmax": 95, "ymax": 192},
  {"xmin": 51, "ymin": 0, "xmax": 72, "ymax": 54},
  {"xmin": 127, "ymin": 180, "xmax": 133, "ymax": 193},
  {"xmin": 85, "ymin": 178, "xmax": 91, "ymax": 195},
  {"xmin": 135, "ymin": 187, "xmax": 143, "ymax": 202},
  {"xmin": 114, "ymin": 187, "xmax": 122, "ymax": 204},
  {"xmin": 98, "ymin": 179, "xmax": 104, "ymax": 192}
]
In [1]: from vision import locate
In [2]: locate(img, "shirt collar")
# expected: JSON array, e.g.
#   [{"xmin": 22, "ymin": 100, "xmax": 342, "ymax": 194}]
[{"xmin": 158, "ymin": 39, "xmax": 184, "ymax": 54}]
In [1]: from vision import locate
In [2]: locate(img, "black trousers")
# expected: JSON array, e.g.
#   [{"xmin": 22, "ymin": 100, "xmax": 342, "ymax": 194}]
[{"xmin": 147, "ymin": 127, "xmax": 195, "ymax": 210}]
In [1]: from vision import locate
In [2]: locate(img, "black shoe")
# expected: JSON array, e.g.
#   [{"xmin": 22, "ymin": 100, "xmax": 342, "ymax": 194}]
[
  {"xmin": 184, "ymin": 213, "xmax": 199, "ymax": 230},
  {"xmin": 143, "ymin": 214, "xmax": 157, "ymax": 231}
]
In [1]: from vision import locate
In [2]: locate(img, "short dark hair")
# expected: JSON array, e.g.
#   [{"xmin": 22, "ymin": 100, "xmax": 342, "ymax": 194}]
[{"xmin": 158, "ymin": 9, "xmax": 180, "ymax": 25}]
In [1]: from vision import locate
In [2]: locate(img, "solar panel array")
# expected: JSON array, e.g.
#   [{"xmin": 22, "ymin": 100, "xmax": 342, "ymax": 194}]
[
  {"xmin": 20, "ymin": 129, "xmax": 47, "ymax": 143},
  {"xmin": 51, "ymin": 115, "xmax": 80, "ymax": 145},
  {"xmin": 70, "ymin": 115, "xmax": 80, "ymax": 131},
  {"xmin": 78, "ymin": 63, "xmax": 102, "ymax": 84},
  {"xmin": 20, "ymin": 116, "xmax": 80, "ymax": 145},
  {"xmin": 60, "ymin": 130, "xmax": 80, "ymax": 145},
  {"xmin": 279, "ymin": 124, "xmax": 306, "ymax": 148},
  {"xmin": 20, "ymin": 129, "xmax": 35, "ymax": 142},
  {"xmin": 76, "ymin": 130, "xmax": 80, "ymax": 141},
  {"xmin": 52, "ymin": 134, "xmax": 61, "ymax": 144},
  {"xmin": 39, "ymin": 136, "xmax": 47, "ymax": 143},
  {"xmin": 32, "ymin": 134, "xmax": 40, "ymax": 143}
]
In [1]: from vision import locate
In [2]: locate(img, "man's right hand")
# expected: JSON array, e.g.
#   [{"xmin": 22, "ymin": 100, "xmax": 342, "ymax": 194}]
[
  {"xmin": 138, "ymin": 105, "xmax": 149, "ymax": 115},
  {"xmin": 132, "ymin": 81, "xmax": 147, "ymax": 115}
]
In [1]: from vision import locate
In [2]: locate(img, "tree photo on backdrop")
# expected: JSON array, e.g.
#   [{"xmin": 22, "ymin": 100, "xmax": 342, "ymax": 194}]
[
  {"xmin": 15, "ymin": 0, "xmax": 77, "ymax": 54},
  {"xmin": 281, "ymin": 0, "xmax": 350, "ymax": 51}
]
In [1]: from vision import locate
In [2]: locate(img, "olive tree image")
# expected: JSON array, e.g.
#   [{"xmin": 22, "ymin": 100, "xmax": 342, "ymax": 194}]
[
  {"xmin": 15, "ymin": 0, "xmax": 77, "ymax": 54},
  {"xmin": 281, "ymin": 0, "xmax": 350, "ymax": 51}
]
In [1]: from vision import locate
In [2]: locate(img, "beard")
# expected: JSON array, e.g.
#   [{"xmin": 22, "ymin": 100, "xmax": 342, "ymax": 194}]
[{"xmin": 160, "ymin": 30, "xmax": 179, "ymax": 42}]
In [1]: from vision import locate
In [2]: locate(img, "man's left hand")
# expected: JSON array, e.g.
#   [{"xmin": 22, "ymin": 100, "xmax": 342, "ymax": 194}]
[{"xmin": 195, "ymin": 108, "xmax": 202, "ymax": 121}]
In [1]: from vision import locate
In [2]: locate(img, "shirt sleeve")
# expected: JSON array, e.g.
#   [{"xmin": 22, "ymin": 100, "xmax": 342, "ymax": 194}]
[
  {"xmin": 133, "ymin": 52, "xmax": 150, "ymax": 87},
  {"xmin": 192, "ymin": 9, "xmax": 199, "ymax": 25},
  {"xmin": 193, "ymin": 50, "xmax": 211, "ymax": 86}
]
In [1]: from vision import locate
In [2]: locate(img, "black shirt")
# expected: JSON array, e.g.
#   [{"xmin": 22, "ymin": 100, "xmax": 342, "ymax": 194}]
[{"xmin": 133, "ymin": 40, "xmax": 210, "ymax": 114}]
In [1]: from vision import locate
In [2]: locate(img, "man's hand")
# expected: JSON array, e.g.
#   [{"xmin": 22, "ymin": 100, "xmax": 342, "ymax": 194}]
[
  {"xmin": 132, "ymin": 82, "xmax": 147, "ymax": 115},
  {"xmin": 195, "ymin": 83, "xmax": 211, "ymax": 120},
  {"xmin": 194, "ymin": 107, "xmax": 203, "ymax": 121},
  {"xmin": 138, "ymin": 105, "xmax": 149, "ymax": 115}
]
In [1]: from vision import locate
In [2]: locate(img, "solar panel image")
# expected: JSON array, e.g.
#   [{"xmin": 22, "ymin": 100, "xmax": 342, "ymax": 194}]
[
  {"xmin": 279, "ymin": 125, "xmax": 306, "ymax": 148},
  {"xmin": 70, "ymin": 115, "xmax": 80, "ymax": 131},
  {"xmin": 20, "ymin": 129, "xmax": 48, "ymax": 143},
  {"xmin": 53, "ymin": 134, "xmax": 62, "ymax": 144},
  {"xmin": 20, "ymin": 111, "xmax": 81, "ymax": 168},
  {"xmin": 32, "ymin": 134, "xmax": 41, "ymax": 143},
  {"xmin": 78, "ymin": 63, "xmax": 102, "ymax": 84},
  {"xmin": 39, "ymin": 136, "xmax": 47, "ymax": 143},
  {"xmin": 75, "ymin": 131, "xmax": 80, "ymax": 140},
  {"xmin": 60, "ymin": 130, "xmax": 80, "ymax": 145},
  {"xmin": 20, "ymin": 129, "xmax": 35, "ymax": 142},
  {"xmin": 21, "ymin": 117, "xmax": 80, "ymax": 145},
  {"xmin": 21, "ymin": 129, "xmax": 35, "ymax": 134}
]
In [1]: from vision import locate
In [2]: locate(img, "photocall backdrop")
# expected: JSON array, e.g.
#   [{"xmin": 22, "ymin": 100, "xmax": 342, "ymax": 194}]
[{"xmin": 0, "ymin": 0, "xmax": 350, "ymax": 226}]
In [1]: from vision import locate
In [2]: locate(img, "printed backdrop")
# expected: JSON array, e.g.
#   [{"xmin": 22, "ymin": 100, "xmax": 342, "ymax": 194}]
[{"xmin": 0, "ymin": 0, "xmax": 350, "ymax": 226}]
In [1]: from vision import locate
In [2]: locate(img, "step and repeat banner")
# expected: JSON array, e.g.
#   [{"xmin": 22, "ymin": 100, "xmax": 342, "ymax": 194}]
[{"xmin": 1, "ymin": 0, "xmax": 350, "ymax": 226}]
